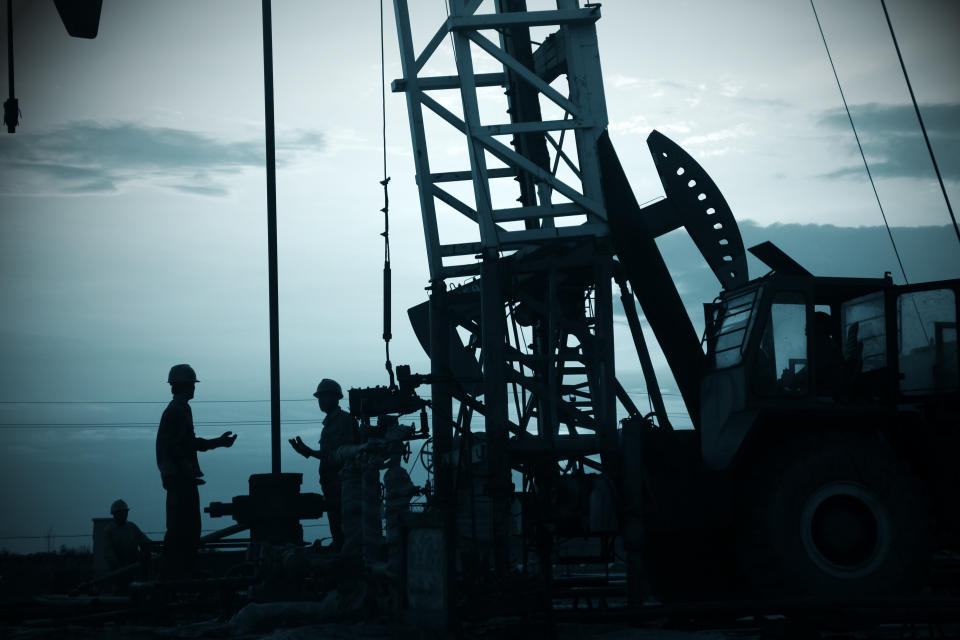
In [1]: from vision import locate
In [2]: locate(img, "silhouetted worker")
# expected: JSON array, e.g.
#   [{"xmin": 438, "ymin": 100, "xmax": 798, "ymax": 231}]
[
  {"xmin": 103, "ymin": 499, "xmax": 151, "ymax": 572},
  {"xmin": 156, "ymin": 364, "xmax": 237, "ymax": 579},
  {"xmin": 289, "ymin": 378, "xmax": 359, "ymax": 551}
]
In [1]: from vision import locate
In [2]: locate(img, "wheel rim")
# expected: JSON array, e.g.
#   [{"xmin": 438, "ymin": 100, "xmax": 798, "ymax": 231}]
[{"xmin": 800, "ymin": 481, "xmax": 891, "ymax": 579}]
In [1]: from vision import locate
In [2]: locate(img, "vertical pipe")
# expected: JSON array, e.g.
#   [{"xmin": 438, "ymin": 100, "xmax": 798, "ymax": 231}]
[
  {"xmin": 261, "ymin": 0, "xmax": 281, "ymax": 475},
  {"xmin": 6, "ymin": 0, "xmax": 12, "ymax": 99},
  {"xmin": 481, "ymin": 251, "xmax": 511, "ymax": 575},
  {"xmin": 593, "ymin": 257, "xmax": 617, "ymax": 449},
  {"xmin": 616, "ymin": 276, "xmax": 672, "ymax": 430},
  {"xmin": 393, "ymin": 0, "xmax": 444, "ymax": 279},
  {"xmin": 430, "ymin": 283, "xmax": 453, "ymax": 505},
  {"xmin": 496, "ymin": 0, "xmax": 549, "ymax": 230},
  {"xmin": 429, "ymin": 280, "xmax": 455, "ymax": 624},
  {"xmin": 620, "ymin": 416, "xmax": 647, "ymax": 607}
]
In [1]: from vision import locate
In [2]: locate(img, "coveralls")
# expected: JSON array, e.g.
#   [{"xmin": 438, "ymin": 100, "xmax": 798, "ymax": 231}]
[
  {"xmin": 318, "ymin": 407, "xmax": 359, "ymax": 550},
  {"xmin": 156, "ymin": 395, "xmax": 206, "ymax": 579},
  {"xmin": 103, "ymin": 520, "xmax": 150, "ymax": 570}
]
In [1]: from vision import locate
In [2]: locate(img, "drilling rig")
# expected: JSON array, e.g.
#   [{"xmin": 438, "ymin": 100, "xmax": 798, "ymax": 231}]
[{"xmin": 388, "ymin": 0, "xmax": 960, "ymax": 619}]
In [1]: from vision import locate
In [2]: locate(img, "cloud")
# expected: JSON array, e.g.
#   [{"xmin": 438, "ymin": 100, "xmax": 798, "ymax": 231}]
[
  {"xmin": 719, "ymin": 80, "xmax": 743, "ymax": 98},
  {"xmin": 607, "ymin": 76, "xmax": 700, "ymax": 97},
  {"xmin": 816, "ymin": 103, "xmax": 960, "ymax": 181},
  {"xmin": 697, "ymin": 147, "xmax": 732, "ymax": 158},
  {"xmin": 609, "ymin": 73, "xmax": 641, "ymax": 89},
  {"xmin": 608, "ymin": 114, "xmax": 651, "ymax": 136},
  {"xmin": 172, "ymin": 184, "xmax": 230, "ymax": 197},
  {"xmin": 681, "ymin": 123, "xmax": 753, "ymax": 147},
  {"xmin": 614, "ymin": 220, "xmax": 958, "ymax": 317},
  {"xmin": 0, "ymin": 121, "xmax": 324, "ymax": 196},
  {"xmin": 609, "ymin": 116, "xmax": 698, "ymax": 138},
  {"xmin": 608, "ymin": 72, "xmax": 791, "ymax": 110}
]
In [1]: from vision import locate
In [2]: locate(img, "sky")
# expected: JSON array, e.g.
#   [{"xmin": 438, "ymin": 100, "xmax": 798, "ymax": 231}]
[{"xmin": 0, "ymin": 0, "xmax": 958, "ymax": 553}]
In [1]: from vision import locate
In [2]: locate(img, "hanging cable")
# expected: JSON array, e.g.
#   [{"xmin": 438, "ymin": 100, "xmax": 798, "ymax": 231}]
[
  {"xmin": 880, "ymin": 0, "xmax": 960, "ymax": 248},
  {"xmin": 810, "ymin": 0, "xmax": 910, "ymax": 285},
  {"xmin": 4, "ymin": 0, "xmax": 20, "ymax": 133},
  {"xmin": 380, "ymin": 0, "xmax": 395, "ymax": 388}
]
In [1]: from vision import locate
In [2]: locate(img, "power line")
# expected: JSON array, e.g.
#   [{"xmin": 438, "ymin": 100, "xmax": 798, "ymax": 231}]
[
  {"xmin": 0, "ymin": 390, "xmax": 681, "ymax": 430},
  {"xmin": 0, "ymin": 399, "xmax": 318, "ymax": 405},
  {"xmin": 0, "ymin": 523, "xmax": 330, "ymax": 542},
  {"xmin": 880, "ymin": 0, "xmax": 959, "ymax": 247},
  {"xmin": 0, "ymin": 420, "xmax": 324, "ymax": 430},
  {"xmin": 810, "ymin": 0, "xmax": 910, "ymax": 285},
  {"xmin": 0, "ymin": 394, "xmax": 442, "ymax": 405},
  {"xmin": 0, "ymin": 391, "xmax": 681, "ymax": 405},
  {"xmin": 3, "ymin": 420, "xmax": 323, "ymax": 425},
  {"xmin": 0, "ymin": 533, "xmax": 93, "ymax": 540}
]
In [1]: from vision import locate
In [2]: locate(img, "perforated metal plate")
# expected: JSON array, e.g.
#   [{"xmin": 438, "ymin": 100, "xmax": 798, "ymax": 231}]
[{"xmin": 647, "ymin": 130, "xmax": 748, "ymax": 290}]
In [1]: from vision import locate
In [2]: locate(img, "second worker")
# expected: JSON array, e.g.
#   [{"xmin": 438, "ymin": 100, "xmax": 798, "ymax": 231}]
[{"xmin": 289, "ymin": 378, "xmax": 359, "ymax": 551}]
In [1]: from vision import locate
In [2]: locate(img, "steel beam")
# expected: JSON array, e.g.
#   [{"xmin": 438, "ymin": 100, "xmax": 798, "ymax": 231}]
[
  {"xmin": 431, "ymin": 167, "xmax": 516, "ymax": 183},
  {"xmin": 393, "ymin": 0, "xmax": 443, "ymax": 279},
  {"xmin": 449, "ymin": 8, "xmax": 599, "ymax": 30},
  {"xmin": 391, "ymin": 72, "xmax": 505, "ymax": 93},
  {"xmin": 467, "ymin": 30, "xmax": 581, "ymax": 117}
]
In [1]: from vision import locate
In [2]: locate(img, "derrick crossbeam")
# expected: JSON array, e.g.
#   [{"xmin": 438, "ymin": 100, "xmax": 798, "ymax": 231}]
[
  {"xmin": 394, "ymin": 0, "xmax": 621, "ymax": 587},
  {"xmin": 393, "ymin": 0, "xmax": 609, "ymax": 279}
]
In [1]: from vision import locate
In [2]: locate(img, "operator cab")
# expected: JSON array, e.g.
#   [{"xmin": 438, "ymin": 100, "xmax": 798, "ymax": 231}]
[{"xmin": 699, "ymin": 247, "xmax": 960, "ymax": 471}]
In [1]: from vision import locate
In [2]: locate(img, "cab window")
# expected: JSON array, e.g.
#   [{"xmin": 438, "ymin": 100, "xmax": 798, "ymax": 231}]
[
  {"xmin": 898, "ymin": 289, "xmax": 958, "ymax": 394},
  {"xmin": 711, "ymin": 288, "xmax": 760, "ymax": 369},
  {"xmin": 841, "ymin": 291, "xmax": 887, "ymax": 373},
  {"xmin": 753, "ymin": 292, "xmax": 808, "ymax": 395}
]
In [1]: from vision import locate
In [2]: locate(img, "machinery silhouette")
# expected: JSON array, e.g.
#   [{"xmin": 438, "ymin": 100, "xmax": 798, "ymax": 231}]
[
  {"xmin": 386, "ymin": 0, "xmax": 960, "ymax": 620},
  {"xmin": 6, "ymin": 0, "xmax": 959, "ymax": 632}
]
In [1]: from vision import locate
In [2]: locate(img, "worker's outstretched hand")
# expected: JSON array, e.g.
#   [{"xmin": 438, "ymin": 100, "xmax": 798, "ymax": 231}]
[
  {"xmin": 289, "ymin": 435, "xmax": 311, "ymax": 459},
  {"xmin": 218, "ymin": 431, "xmax": 237, "ymax": 448}
]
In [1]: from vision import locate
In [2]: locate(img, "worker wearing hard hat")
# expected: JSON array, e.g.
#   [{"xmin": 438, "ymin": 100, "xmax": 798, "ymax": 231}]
[
  {"xmin": 156, "ymin": 364, "xmax": 237, "ymax": 579},
  {"xmin": 289, "ymin": 378, "xmax": 359, "ymax": 551},
  {"xmin": 103, "ymin": 499, "xmax": 151, "ymax": 573}
]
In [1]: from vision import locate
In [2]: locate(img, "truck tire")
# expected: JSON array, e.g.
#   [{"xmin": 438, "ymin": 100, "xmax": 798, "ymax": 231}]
[{"xmin": 736, "ymin": 432, "xmax": 932, "ymax": 598}]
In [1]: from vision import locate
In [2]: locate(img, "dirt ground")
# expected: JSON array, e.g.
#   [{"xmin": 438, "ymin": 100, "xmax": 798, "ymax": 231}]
[{"xmin": 4, "ymin": 618, "xmax": 955, "ymax": 640}]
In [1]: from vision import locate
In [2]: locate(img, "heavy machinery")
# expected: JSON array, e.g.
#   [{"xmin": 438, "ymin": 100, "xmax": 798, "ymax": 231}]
[{"xmin": 387, "ymin": 0, "xmax": 960, "ymax": 614}]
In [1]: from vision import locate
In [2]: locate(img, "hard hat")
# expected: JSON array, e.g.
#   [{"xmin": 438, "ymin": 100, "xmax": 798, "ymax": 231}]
[
  {"xmin": 168, "ymin": 364, "xmax": 199, "ymax": 384},
  {"xmin": 313, "ymin": 378, "xmax": 342, "ymax": 399},
  {"xmin": 110, "ymin": 499, "xmax": 129, "ymax": 514}
]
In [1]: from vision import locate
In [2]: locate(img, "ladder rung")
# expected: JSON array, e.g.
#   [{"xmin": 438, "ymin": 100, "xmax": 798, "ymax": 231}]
[
  {"xmin": 440, "ymin": 242, "xmax": 482, "ymax": 257},
  {"xmin": 497, "ymin": 223, "xmax": 608, "ymax": 245},
  {"xmin": 440, "ymin": 263, "xmax": 482, "ymax": 278},
  {"xmin": 477, "ymin": 119, "xmax": 586, "ymax": 136},
  {"xmin": 493, "ymin": 202, "xmax": 583, "ymax": 222},
  {"xmin": 391, "ymin": 72, "xmax": 505, "ymax": 93},
  {"xmin": 431, "ymin": 167, "xmax": 517, "ymax": 183},
  {"xmin": 449, "ymin": 9, "xmax": 600, "ymax": 31}
]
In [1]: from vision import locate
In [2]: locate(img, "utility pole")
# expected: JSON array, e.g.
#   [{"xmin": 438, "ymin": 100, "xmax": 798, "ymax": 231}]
[{"xmin": 261, "ymin": 0, "xmax": 281, "ymax": 474}]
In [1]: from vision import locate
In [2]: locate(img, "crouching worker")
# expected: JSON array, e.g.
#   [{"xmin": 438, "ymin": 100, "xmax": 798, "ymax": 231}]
[{"xmin": 104, "ymin": 498, "xmax": 152, "ymax": 588}]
